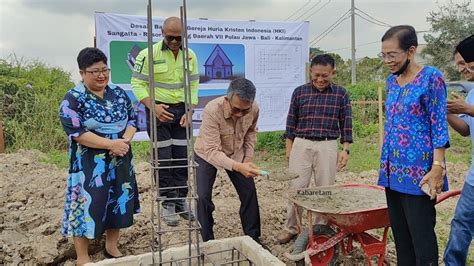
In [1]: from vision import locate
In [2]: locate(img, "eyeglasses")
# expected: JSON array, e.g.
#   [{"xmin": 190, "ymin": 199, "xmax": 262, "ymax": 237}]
[
  {"xmin": 84, "ymin": 68, "xmax": 110, "ymax": 77},
  {"xmin": 165, "ymin": 35, "xmax": 182, "ymax": 43},
  {"xmin": 229, "ymin": 100, "xmax": 252, "ymax": 115},
  {"xmin": 377, "ymin": 51, "xmax": 406, "ymax": 61},
  {"xmin": 455, "ymin": 61, "xmax": 474, "ymax": 73}
]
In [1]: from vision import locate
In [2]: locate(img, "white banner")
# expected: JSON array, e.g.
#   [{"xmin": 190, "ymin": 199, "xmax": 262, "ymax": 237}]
[{"xmin": 95, "ymin": 12, "xmax": 309, "ymax": 138}]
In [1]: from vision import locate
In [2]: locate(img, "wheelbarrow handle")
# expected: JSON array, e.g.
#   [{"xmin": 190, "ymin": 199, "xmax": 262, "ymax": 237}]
[{"xmin": 436, "ymin": 189, "xmax": 461, "ymax": 204}]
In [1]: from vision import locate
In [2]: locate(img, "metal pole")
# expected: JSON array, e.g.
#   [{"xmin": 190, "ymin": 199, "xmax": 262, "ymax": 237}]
[
  {"xmin": 351, "ymin": 0, "xmax": 356, "ymax": 85},
  {"xmin": 146, "ymin": 1, "xmax": 161, "ymax": 264},
  {"xmin": 180, "ymin": 1, "xmax": 202, "ymax": 264}
]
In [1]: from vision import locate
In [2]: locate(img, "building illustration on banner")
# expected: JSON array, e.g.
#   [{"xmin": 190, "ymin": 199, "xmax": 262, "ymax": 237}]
[
  {"xmin": 126, "ymin": 45, "xmax": 142, "ymax": 71},
  {"xmin": 204, "ymin": 44, "xmax": 234, "ymax": 80}
]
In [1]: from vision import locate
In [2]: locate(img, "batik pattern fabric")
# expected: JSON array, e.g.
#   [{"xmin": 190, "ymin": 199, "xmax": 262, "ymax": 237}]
[
  {"xmin": 378, "ymin": 66, "xmax": 450, "ymax": 195},
  {"xmin": 59, "ymin": 83, "xmax": 140, "ymax": 239}
]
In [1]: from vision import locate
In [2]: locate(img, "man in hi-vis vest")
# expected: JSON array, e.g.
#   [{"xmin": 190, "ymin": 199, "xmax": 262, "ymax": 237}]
[{"xmin": 131, "ymin": 17, "xmax": 199, "ymax": 226}]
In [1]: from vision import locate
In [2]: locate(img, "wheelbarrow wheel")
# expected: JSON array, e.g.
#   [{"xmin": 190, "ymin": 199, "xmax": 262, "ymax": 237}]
[{"xmin": 293, "ymin": 224, "xmax": 339, "ymax": 266}]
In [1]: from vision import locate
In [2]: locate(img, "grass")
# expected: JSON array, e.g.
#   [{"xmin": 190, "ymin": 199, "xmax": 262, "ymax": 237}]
[
  {"xmin": 346, "ymin": 137, "xmax": 381, "ymax": 172},
  {"xmin": 446, "ymin": 129, "xmax": 471, "ymax": 165},
  {"xmin": 39, "ymin": 149, "xmax": 69, "ymax": 169}
]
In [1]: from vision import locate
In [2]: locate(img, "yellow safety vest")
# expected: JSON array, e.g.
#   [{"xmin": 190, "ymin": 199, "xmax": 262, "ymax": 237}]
[{"xmin": 131, "ymin": 40, "xmax": 199, "ymax": 105}]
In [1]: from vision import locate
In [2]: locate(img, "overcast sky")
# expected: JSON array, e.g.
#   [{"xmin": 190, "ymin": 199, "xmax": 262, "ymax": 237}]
[{"xmin": 0, "ymin": 0, "xmax": 467, "ymax": 82}]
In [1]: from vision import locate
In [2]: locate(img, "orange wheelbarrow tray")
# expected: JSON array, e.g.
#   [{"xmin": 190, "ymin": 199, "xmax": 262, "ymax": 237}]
[{"xmin": 283, "ymin": 183, "xmax": 461, "ymax": 266}]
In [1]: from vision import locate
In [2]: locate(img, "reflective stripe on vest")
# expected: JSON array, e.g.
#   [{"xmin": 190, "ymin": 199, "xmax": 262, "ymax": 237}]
[{"xmin": 132, "ymin": 72, "xmax": 199, "ymax": 90}]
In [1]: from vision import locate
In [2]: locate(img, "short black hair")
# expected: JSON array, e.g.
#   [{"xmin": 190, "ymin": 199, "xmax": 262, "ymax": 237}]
[
  {"xmin": 77, "ymin": 47, "xmax": 108, "ymax": 70},
  {"xmin": 311, "ymin": 54, "xmax": 335, "ymax": 68},
  {"xmin": 381, "ymin": 25, "xmax": 418, "ymax": 51}
]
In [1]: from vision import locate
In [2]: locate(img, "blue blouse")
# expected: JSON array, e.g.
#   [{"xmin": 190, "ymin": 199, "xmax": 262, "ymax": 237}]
[
  {"xmin": 60, "ymin": 83, "xmax": 136, "ymax": 140},
  {"xmin": 378, "ymin": 66, "xmax": 450, "ymax": 195}
]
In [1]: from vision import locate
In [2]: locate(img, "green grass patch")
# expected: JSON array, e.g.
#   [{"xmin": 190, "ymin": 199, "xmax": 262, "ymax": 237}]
[
  {"xmin": 446, "ymin": 129, "xmax": 471, "ymax": 165},
  {"xmin": 40, "ymin": 149, "xmax": 69, "ymax": 168},
  {"xmin": 131, "ymin": 141, "xmax": 151, "ymax": 161},
  {"xmin": 255, "ymin": 131, "xmax": 285, "ymax": 152},
  {"xmin": 346, "ymin": 137, "xmax": 381, "ymax": 172}
]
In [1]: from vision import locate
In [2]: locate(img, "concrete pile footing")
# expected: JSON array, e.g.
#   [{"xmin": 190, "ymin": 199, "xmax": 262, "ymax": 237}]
[{"xmin": 88, "ymin": 236, "xmax": 285, "ymax": 265}]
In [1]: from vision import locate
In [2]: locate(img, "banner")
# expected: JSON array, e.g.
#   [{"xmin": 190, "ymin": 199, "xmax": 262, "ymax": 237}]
[{"xmin": 95, "ymin": 13, "xmax": 309, "ymax": 139}]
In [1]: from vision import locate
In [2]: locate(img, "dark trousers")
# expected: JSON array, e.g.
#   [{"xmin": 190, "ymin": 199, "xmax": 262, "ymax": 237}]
[
  {"xmin": 195, "ymin": 154, "xmax": 261, "ymax": 241},
  {"xmin": 146, "ymin": 103, "xmax": 188, "ymax": 205},
  {"xmin": 385, "ymin": 188, "xmax": 438, "ymax": 266}
]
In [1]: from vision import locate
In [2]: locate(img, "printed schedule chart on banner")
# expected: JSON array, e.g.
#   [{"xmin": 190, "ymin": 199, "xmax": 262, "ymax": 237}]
[{"xmin": 254, "ymin": 44, "xmax": 303, "ymax": 84}]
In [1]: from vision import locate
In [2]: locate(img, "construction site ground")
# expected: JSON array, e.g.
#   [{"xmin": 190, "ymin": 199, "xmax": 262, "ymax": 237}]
[{"xmin": 0, "ymin": 150, "xmax": 467, "ymax": 265}]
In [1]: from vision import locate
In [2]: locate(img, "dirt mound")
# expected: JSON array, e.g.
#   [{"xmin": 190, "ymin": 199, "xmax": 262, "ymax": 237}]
[{"xmin": 0, "ymin": 150, "xmax": 466, "ymax": 265}]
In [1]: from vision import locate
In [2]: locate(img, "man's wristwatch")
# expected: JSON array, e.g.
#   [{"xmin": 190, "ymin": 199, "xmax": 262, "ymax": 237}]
[{"xmin": 344, "ymin": 149, "xmax": 350, "ymax": 155}]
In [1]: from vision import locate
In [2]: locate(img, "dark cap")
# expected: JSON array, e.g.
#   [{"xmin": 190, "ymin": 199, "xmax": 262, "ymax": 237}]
[{"xmin": 456, "ymin": 35, "xmax": 474, "ymax": 63}]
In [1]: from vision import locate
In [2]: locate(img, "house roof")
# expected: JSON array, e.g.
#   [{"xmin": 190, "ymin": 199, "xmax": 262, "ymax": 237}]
[
  {"xmin": 204, "ymin": 44, "xmax": 233, "ymax": 66},
  {"xmin": 129, "ymin": 44, "xmax": 142, "ymax": 58}
]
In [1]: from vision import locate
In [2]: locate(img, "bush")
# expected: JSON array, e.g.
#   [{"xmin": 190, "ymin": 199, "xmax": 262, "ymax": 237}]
[
  {"xmin": 353, "ymin": 121, "xmax": 379, "ymax": 139},
  {"xmin": 255, "ymin": 131, "xmax": 285, "ymax": 152},
  {"xmin": 347, "ymin": 82, "xmax": 385, "ymax": 101},
  {"xmin": 1, "ymin": 57, "xmax": 74, "ymax": 152},
  {"xmin": 347, "ymin": 82, "xmax": 385, "ymax": 136}
]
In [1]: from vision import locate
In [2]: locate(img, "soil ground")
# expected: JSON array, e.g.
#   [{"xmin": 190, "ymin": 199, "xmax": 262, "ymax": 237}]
[{"xmin": 0, "ymin": 150, "xmax": 470, "ymax": 265}]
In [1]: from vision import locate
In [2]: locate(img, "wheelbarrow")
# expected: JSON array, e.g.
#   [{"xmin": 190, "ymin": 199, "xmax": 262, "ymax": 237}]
[{"xmin": 283, "ymin": 184, "xmax": 461, "ymax": 266}]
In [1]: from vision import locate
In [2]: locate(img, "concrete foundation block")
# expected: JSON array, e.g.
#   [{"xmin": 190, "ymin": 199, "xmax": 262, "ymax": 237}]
[{"xmin": 88, "ymin": 236, "xmax": 284, "ymax": 266}]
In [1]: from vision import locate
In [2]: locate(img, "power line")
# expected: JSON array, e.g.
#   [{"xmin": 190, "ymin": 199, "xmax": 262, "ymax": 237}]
[
  {"xmin": 355, "ymin": 13, "xmax": 390, "ymax": 27},
  {"xmin": 298, "ymin": 0, "xmax": 332, "ymax": 21},
  {"xmin": 309, "ymin": 9, "xmax": 350, "ymax": 44},
  {"xmin": 355, "ymin": 7, "xmax": 391, "ymax": 27},
  {"xmin": 311, "ymin": 15, "xmax": 350, "ymax": 45},
  {"xmin": 311, "ymin": 13, "xmax": 351, "ymax": 45},
  {"xmin": 285, "ymin": 0, "xmax": 313, "ymax": 21},
  {"xmin": 292, "ymin": 0, "xmax": 324, "ymax": 21},
  {"xmin": 310, "ymin": 9, "xmax": 351, "ymax": 45},
  {"xmin": 325, "ymin": 40, "xmax": 380, "ymax": 52}
]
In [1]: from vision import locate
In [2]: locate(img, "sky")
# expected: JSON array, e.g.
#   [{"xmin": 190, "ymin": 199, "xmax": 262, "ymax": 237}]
[{"xmin": 0, "ymin": 0, "xmax": 467, "ymax": 82}]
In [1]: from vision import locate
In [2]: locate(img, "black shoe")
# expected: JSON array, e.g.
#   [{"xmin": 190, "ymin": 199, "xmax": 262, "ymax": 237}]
[
  {"xmin": 254, "ymin": 238, "xmax": 271, "ymax": 252},
  {"xmin": 175, "ymin": 201, "xmax": 196, "ymax": 221},
  {"xmin": 103, "ymin": 249, "xmax": 123, "ymax": 259},
  {"xmin": 162, "ymin": 203, "xmax": 180, "ymax": 226}
]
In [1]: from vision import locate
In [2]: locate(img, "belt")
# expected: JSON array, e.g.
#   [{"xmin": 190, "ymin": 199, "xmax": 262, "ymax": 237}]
[
  {"xmin": 155, "ymin": 101, "xmax": 184, "ymax": 107},
  {"xmin": 301, "ymin": 136, "xmax": 337, "ymax": 141}
]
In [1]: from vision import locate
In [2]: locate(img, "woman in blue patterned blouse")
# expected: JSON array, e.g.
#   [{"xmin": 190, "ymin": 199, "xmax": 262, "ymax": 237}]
[
  {"xmin": 59, "ymin": 48, "xmax": 140, "ymax": 264},
  {"xmin": 378, "ymin": 25, "xmax": 450, "ymax": 265}
]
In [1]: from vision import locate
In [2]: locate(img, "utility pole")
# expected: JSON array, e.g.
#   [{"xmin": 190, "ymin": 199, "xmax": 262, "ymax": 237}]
[{"xmin": 351, "ymin": 0, "xmax": 356, "ymax": 85}]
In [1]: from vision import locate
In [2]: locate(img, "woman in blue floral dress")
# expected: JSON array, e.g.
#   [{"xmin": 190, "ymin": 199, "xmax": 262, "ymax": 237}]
[
  {"xmin": 59, "ymin": 47, "xmax": 140, "ymax": 264},
  {"xmin": 378, "ymin": 26, "xmax": 450, "ymax": 265}
]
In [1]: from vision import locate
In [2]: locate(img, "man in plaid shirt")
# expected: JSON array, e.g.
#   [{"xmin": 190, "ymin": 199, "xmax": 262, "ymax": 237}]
[{"xmin": 277, "ymin": 54, "xmax": 353, "ymax": 244}]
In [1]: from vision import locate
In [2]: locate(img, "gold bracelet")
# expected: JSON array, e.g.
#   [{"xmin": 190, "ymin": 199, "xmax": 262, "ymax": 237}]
[{"xmin": 432, "ymin": 160, "xmax": 446, "ymax": 169}]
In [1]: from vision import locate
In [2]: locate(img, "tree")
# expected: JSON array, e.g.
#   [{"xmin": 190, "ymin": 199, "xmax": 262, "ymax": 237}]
[
  {"xmin": 330, "ymin": 53, "xmax": 351, "ymax": 86},
  {"xmin": 422, "ymin": 0, "xmax": 474, "ymax": 80},
  {"xmin": 355, "ymin": 57, "xmax": 390, "ymax": 84}
]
